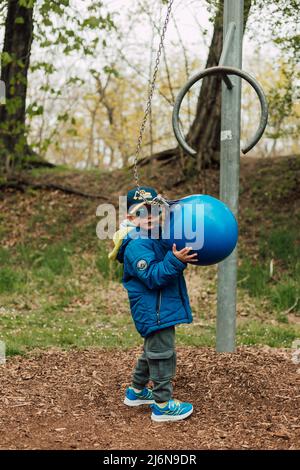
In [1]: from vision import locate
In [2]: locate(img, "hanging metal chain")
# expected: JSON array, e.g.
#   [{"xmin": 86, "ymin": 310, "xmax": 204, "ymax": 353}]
[{"xmin": 133, "ymin": 0, "xmax": 174, "ymax": 206}]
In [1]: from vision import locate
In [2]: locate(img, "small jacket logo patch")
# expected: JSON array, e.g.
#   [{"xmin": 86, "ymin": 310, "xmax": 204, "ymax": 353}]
[{"xmin": 137, "ymin": 259, "xmax": 148, "ymax": 271}]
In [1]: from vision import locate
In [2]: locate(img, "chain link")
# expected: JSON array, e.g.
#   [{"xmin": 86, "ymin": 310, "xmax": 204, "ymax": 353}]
[{"xmin": 133, "ymin": 0, "xmax": 174, "ymax": 205}]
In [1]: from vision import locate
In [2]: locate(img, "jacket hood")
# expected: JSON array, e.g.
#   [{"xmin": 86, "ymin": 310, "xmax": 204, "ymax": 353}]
[
  {"xmin": 108, "ymin": 220, "xmax": 136, "ymax": 263},
  {"xmin": 116, "ymin": 235, "xmax": 133, "ymax": 263}
]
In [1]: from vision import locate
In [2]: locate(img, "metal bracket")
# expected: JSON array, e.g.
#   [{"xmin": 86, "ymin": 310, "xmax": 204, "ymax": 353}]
[
  {"xmin": 172, "ymin": 65, "xmax": 268, "ymax": 156},
  {"xmin": 219, "ymin": 22, "xmax": 236, "ymax": 89}
]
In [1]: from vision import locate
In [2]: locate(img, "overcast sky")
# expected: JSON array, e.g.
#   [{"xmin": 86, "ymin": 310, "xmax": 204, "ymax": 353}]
[
  {"xmin": 0, "ymin": 0, "xmax": 281, "ymax": 77},
  {"xmin": 104, "ymin": 0, "xmax": 278, "ymax": 68}
]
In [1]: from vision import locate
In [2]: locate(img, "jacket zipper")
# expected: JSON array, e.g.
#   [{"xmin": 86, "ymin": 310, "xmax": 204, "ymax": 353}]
[{"xmin": 156, "ymin": 290, "xmax": 162, "ymax": 325}]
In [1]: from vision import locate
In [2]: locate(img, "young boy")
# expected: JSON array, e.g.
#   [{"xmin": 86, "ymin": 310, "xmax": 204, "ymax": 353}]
[{"xmin": 108, "ymin": 186, "xmax": 197, "ymax": 422}]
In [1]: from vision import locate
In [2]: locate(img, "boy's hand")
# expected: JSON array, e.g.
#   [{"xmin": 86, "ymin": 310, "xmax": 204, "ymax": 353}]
[{"xmin": 172, "ymin": 244, "xmax": 198, "ymax": 264}]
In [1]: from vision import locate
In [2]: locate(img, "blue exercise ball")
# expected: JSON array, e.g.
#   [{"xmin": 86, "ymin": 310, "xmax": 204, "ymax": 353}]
[{"xmin": 162, "ymin": 194, "xmax": 238, "ymax": 266}]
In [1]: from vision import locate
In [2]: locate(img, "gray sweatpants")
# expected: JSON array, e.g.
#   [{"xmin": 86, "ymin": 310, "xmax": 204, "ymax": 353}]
[{"xmin": 132, "ymin": 326, "xmax": 176, "ymax": 403}]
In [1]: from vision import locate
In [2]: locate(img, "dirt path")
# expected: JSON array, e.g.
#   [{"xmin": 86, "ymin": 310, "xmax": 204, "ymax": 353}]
[{"xmin": 0, "ymin": 346, "xmax": 299, "ymax": 450}]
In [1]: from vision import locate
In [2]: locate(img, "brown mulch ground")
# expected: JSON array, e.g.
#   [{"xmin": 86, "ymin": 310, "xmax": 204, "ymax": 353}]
[{"xmin": 0, "ymin": 346, "xmax": 299, "ymax": 450}]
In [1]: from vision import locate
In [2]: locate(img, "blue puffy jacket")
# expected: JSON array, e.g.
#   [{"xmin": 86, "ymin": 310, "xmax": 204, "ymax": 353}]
[{"xmin": 116, "ymin": 227, "xmax": 193, "ymax": 337}]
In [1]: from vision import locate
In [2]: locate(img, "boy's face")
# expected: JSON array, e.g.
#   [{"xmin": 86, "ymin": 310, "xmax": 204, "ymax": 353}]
[{"xmin": 128, "ymin": 204, "xmax": 164, "ymax": 231}]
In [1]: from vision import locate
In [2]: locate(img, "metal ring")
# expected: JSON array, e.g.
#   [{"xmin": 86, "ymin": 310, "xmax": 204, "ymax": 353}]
[{"xmin": 172, "ymin": 65, "xmax": 268, "ymax": 156}]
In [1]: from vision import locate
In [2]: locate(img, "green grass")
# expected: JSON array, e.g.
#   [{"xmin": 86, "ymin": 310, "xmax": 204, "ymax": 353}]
[
  {"xmin": 259, "ymin": 228, "xmax": 300, "ymax": 265},
  {"xmin": 0, "ymin": 304, "xmax": 140, "ymax": 356},
  {"xmin": 0, "ymin": 247, "xmax": 11, "ymax": 265},
  {"xmin": 96, "ymin": 248, "xmax": 123, "ymax": 282},
  {"xmin": 32, "ymin": 243, "xmax": 73, "ymax": 276},
  {"xmin": 177, "ymin": 320, "xmax": 299, "ymax": 348},
  {"xmin": 0, "ymin": 236, "xmax": 128, "ymax": 355},
  {"xmin": 0, "ymin": 267, "xmax": 25, "ymax": 294},
  {"xmin": 270, "ymin": 278, "xmax": 299, "ymax": 312},
  {"xmin": 0, "ymin": 242, "xmax": 76, "ymax": 295},
  {"xmin": 1, "ymin": 242, "xmax": 299, "ymax": 357},
  {"xmin": 1, "ymin": 229, "xmax": 299, "ymax": 356},
  {"xmin": 238, "ymin": 228, "xmax": 300, "ymax": 316},
  {"xmin": 238, "ymin": 259, "xmax": 269, "ymax": 297},
  {"xmin": 1, "ymin": 157, "xmax": 299, "ymax": 357},
  {"xmin": 238, "ymin": 261, "xmax": 300, "ymax": 316},
  {"xmin": 236, "ymin": 321, "xmax": 299, "ymax": 347},
  {"xmin": 0, "ymin": 230, "xmax": 122, "ymax": 292},
  {"xmin": 1, "ymin": 311, "xmax": 299, "ymax": 357}
]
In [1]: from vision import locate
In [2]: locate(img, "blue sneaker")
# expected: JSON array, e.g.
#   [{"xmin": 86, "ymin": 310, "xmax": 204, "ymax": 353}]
[
  {"xmin": 124, "ymin": 387, "xmax": 155, "ymax": 406},
  {"xmin": 151, "ymin": 399, "xmax": 193, "ymax": 422}
]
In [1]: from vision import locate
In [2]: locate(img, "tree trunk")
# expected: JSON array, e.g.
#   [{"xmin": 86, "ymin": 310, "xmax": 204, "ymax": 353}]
[
  {"xmin": 184, "ymin": 2, "xmax": 224, "ymax": 173},
  {"xmin": 0, "ymin": 0, "xmax": 35, "ymax": 175},
  {"xmin": 142, "ymin": 0, "xmax": 252, "ymax": 176}
]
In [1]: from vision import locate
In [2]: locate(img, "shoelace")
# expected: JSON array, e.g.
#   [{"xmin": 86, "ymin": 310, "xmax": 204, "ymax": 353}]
[
  {"xmin": 138, "ymin": 388, "xmax": 153, "ymax": 399},
  {"xmin": 169, "ymin": 399, "xmax": 180, "ymax": 411},
  {"xmin": 154, "ymin": 399, "xmax": 182, "ymax": 412}
]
